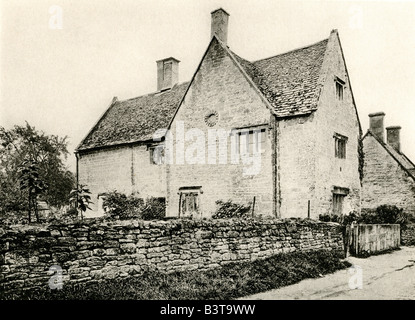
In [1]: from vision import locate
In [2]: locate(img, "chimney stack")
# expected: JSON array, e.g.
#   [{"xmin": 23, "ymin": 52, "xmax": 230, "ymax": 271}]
[
  {"xmin": 156, "ymin": 57, "xmax": 180, "ymax": 91},
  {"xmin": 386, "ymin": 126, "xmax": 401, "ymax": 153},
  {"xmin": 211, "ymin": 8, "xmax": 230, "ymax": 44},
  {"xmin": 369, "ymin": 112, "xmax": 385, "ymax": 142}
]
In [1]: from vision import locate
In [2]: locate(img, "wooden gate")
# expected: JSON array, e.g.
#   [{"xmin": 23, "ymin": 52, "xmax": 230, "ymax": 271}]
[{"xmin": 345, "ymin": 223, "xmax": 400, "ymax": 257}]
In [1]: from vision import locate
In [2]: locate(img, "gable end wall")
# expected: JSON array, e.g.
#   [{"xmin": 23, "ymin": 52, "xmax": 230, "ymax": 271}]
[{"xmin": 362, "ymin": 134, "xmax": 415, "ymax": 215}]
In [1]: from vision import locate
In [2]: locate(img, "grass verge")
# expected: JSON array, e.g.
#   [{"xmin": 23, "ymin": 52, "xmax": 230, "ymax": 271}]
[{"xmin": 2, "ymin": 249, "xmax": 350, "ymax": 300}]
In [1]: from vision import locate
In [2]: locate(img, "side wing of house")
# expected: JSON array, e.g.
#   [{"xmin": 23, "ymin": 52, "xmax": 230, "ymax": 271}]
[
  {"xmin": 309, "ymin": 30, "xmax": 362, "ymax": 217},
  {"xmin": 166, "ymin": 37, "xmax": 275, "ymax": 218},
  {"xmin": 362, "ymin": 132, "xmax": 415, "ymax": 215},
  {"xmin": 76, "ymin": 83, "xmax": 188, "ymax": 216},
  {"xmin": 77, "ymin": 144, "xmax": 166, "ymax": 215}
]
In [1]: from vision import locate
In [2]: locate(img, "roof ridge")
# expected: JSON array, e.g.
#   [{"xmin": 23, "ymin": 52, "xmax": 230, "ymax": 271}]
[
  {"xmin": 118, "ymin": 81, "xmax": 190, "ymax": 103},
  {"xmin": 252, "ymin": 38, "xmax": 329, "ymax": 64}
]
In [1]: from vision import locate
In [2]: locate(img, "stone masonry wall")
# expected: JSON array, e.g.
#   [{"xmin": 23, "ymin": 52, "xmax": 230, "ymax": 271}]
[
  {"xmin": 0, "ymin": 218, "xmax": 342, "ymax": 294},
  {"xmin": 312, "ymin": 31, "xmax": 361, "ymax": 216},
  {"xmin": 362, "ymin": 134, "xmax": 415, "ymax": 215},
  {"xmin": 166, "ymin": 37, "xmax": 273, "ymax": 218},
  {"xmin": 78, "ymin": 144, "xmax": 166, "ymax": 216},
  {"xmin": 276, "ymin": 31, "xmax": 361, "ymax": 219}
]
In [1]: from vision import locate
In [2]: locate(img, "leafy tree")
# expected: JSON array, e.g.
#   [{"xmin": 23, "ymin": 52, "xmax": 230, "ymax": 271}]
[
  {"xmin": 0, "ymin": 122, "xmax": 75, "ymax": 219},
  {"xmin": 69, "ymin": 184, "xmax": 93, "ymax": 219},
  {"xmin": 18, "ymin": 159, "xmax": 47, "ymax": 222}
]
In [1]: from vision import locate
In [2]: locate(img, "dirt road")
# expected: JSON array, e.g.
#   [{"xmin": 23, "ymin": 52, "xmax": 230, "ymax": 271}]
[{"xmin": 240, "ymin": 246, "xmax": 415, "ymax": 300}]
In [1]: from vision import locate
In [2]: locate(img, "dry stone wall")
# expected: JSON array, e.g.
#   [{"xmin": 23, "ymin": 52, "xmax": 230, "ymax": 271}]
[{"xmin": 0, "ymin": 218, "xmax": 343, "ymax": 294}]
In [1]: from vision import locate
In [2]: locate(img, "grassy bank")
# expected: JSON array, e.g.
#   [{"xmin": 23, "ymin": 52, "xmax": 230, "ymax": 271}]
[{"xmin": 2, "ymin": 249, "xmax": 350, "ymax": 300}]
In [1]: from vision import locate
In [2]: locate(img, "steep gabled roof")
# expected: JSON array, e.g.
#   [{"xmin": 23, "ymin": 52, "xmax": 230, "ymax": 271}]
[
  {"xmin": 77, "ymin": 35, "xmax": 330, "ymax": 151},
  {"xmin": 363, "ymin": 130, "xmax": 415, "ymax": 180},
  {"xmin": 231, "ymin": 39, "xmax": 328, "ymax": 117},
  {"xmin": 77, "ymin": 82, "xmax": 189, "ymax": 151}
]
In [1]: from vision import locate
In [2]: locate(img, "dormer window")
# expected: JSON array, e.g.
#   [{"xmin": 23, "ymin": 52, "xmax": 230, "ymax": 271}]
[{"xmin": 335, "ymin": 77, "xmax": 345, "ymax": 101}]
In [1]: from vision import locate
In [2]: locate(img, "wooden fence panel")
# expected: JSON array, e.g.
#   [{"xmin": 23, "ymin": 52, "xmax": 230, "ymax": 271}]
[{"xmin": 349, "ymin": 224, "xmax": 400, "ymax": 257}]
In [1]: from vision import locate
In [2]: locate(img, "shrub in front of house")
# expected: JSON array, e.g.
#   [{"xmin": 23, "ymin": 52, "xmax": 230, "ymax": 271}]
[
  {"xmin": 103, "ymin": 191, "xmax": 144, "ymax": 220},
  {"xmin": 140, "ymin": 197, "xmax": 166, "ymax": 220},
  {"xmin": 211, "ymin": 200, "xmax": 252, "ymax": 219},
  {"xmin": 318, "ymin": 214, "xmax": 340, "ymax": 223},
  {"xmin": 103, "ymin": 191, "xmax": 165, "ymax": 220},
  {"xmin": 319, "ymin": 205, "xmax": 411, "ymax": 236}
]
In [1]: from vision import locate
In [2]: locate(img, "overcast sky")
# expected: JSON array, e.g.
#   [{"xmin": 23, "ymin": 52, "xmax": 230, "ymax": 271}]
[{"xmin": 1, "ymin": 0, "xmax": 415, "ymax": 172}]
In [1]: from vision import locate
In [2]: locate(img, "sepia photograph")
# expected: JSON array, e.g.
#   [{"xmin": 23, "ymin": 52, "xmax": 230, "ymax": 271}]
[{"xmin": 0, "ymin": 0, "xmax": 414, "ymax": 310}]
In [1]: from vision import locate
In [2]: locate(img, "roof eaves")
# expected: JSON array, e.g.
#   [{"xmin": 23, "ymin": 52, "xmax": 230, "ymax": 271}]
[
  {"xmin": 75, "ymin": 96, "xmax": 118, "ymax": 152},
  {"xmin": 77, "ymin": 138, "xmax": 155, "ymax": 154}
]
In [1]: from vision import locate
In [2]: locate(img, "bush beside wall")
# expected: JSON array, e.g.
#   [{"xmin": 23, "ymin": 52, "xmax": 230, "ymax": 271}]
[{"xmin": 0, "ymin": 218, "xmax": 343, "ymax": 294}]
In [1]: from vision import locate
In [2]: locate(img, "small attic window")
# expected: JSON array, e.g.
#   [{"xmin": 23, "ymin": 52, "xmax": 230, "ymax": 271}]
[
  {"xmin": 149, "ymin": 144, "xmax": 165, "ymax": 165},
  {"xmin": 335, "ymin": 77, "xmax": 345, "ymax": 101}
]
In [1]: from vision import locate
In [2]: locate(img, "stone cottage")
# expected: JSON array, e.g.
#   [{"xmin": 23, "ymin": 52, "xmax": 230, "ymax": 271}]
[
  {"xmin": 76, "ymin": 8, "xmax": 362, "ymax": 219},
  {"xmin": 362, "ymin": 112, "xmax": 415, "ymax": 215}
]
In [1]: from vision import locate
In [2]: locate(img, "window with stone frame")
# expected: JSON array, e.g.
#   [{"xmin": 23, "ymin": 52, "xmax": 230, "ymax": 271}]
[
  {"xmin": 335, "ymin": 76, "xmax": 345, "ymax": 101},
  {"xmin": 179, "ymin": 187, "xmax": 202, "ymax": 217},
  {"xmin": 334, "ymin": 133, "xmax": 348, "ymax": 159},
  {"xmin": 234, "ymin": 128, "xmax": 266, "ymax": 155},
  {"xmin": 149, "ymin": 144, "xmax": 165, "ymax": 165}
]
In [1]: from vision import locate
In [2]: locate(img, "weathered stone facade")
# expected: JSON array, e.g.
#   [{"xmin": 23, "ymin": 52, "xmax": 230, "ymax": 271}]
[
  {"xmin": 0, "ymin": 218, "xmax": 343, "ymax": 294},
  {"xmin": 310, "ymin": 32, "xmax": 362, "ymax": 217},
  {"xmin": 166, "ymin": 38, "xmax": 274, "ymax": 217},
  {"xmin": 362, "ymin": 132, "xmax": 415, "ymax": 215},
  {"xmin": 268, "ymin": 32, "xmax": 361, "ymax": 219},
  {"xmin": 76, "ymin": 10, "xmax": 362, "ymax": 219},
  {"xmin": 78, "ymin": 144, "xmax": 166, "ymax": 214}
]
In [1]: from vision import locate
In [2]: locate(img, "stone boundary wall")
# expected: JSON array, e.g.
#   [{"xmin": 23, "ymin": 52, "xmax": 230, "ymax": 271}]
[
  {"xmin": 401, "ymin": 224, "xmax": 415, "ymax": 246},
  {"xmin": 0, "ymin": 218, "xmax": 343, "ymax": 294}
]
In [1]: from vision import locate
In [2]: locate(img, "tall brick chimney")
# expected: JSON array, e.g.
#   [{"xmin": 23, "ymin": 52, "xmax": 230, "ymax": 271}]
[
  {"xmin": 156, "ymin": 57, "xmax": 180, "ymax": 91},
  {"xmin": 369, "ymin": 112, "xmax": 385, "ymax": 142},
  {"xmin": 211, "ymin": 8, "xmax": 230, "ymax": 44},
  {"xmin": 386, "ymin": 126, "xmax": 401, "ymax": 153}
]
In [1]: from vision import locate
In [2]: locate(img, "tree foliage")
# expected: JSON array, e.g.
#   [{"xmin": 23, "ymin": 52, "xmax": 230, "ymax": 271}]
[
  {"xmin": 18, "ymin": 159, "xmax": 47, "ymax": 222},
  {"xmin": 0, "ymin": 122, "xmax": 75, "ymax": 219},
  {"xmin": 69, "ymin": 184, "xmax": 93, "ymax": 219}
]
